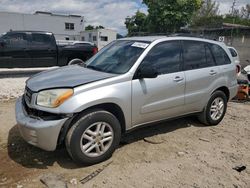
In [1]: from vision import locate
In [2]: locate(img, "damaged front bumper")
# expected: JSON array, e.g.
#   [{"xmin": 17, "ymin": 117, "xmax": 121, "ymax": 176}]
[{"xmin": 15, "ymin": 97, "xmax": 69, "ymax": 151}]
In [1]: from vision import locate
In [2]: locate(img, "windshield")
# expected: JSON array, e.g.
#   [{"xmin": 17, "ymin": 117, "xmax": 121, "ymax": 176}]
[{"xmin": 85, "ymin": 40, "xmax": 150, "ymax": 74}]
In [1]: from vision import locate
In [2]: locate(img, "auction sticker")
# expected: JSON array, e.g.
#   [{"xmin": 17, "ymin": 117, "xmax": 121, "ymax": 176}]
[{"xmin": 131, "ymin": 42, "xmax": 149, "ymax": 49}]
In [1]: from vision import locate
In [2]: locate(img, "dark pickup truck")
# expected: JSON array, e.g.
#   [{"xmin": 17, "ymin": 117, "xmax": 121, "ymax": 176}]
[{"xmin": 0, "ymin": 31, "xmax": 98, "ymax": 68}]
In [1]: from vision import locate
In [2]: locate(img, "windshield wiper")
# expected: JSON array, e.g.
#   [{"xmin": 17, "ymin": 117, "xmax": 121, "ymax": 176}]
[{"xmin": 86, "ymin": 65, "xmax": 103, "ymax": 72}]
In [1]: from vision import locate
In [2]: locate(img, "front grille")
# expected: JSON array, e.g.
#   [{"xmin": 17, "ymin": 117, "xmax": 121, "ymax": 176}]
[{"xmin": 24, "ymin": 86, "xmax": 33, "ymax": 104}]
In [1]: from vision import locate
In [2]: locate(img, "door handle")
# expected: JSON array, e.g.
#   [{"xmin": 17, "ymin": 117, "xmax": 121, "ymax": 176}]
[
  {"xmin": 209, "ymin": 70, "xmax": 217, "ymax": 75},
  {"xmin": 173, "ymin": 76, "xmax": 184, "ymax": 82}
]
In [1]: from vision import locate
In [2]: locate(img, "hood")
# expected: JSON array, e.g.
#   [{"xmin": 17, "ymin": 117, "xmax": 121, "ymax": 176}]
[{"xmin": 26, "ymin": 65, "xmax": 116, "ymax": 92}]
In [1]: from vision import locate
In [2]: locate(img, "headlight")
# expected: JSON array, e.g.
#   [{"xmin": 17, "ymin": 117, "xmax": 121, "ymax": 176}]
[{"xmin": 37, "ymin": 88, "xmax": 73, "ymax": 108}]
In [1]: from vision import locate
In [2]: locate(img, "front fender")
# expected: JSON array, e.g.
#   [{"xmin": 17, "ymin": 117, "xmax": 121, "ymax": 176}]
[{"xmin": 59, "ymin": 81, "xmax": 132, "ymax": 128}]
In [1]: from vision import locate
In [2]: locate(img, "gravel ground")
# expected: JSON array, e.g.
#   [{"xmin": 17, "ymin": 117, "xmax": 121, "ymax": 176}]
[
  {"xmin": 0, "ymin": 67, "xmax": 55, "ymax": 101},
  {"xmin": 0, "ymin": 101, "xmax": 249, "ymax": 188},
  {"xmin": 0, "ymin": 77, "xmax": 28, "ymax": 101},
  {"xmin": 0, "ymin": 69, "xmax": 249, "ymax": 187}
]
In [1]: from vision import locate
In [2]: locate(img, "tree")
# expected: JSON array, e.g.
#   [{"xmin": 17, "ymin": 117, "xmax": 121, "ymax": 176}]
[
  {"xmin": 125, "ymin": 11, "xmax": 147, "ymax": 36},
  {"xmin": 221, "ymin": 4, "xmax": 250, "ymax": 27},
  {"xmin": 143, "ymin": 0, "xmax": 202, "ymax": 33},
  {"xmin": 95, "ymin": 25, "xmax": 105, "ymax": 29},
  {"xmin": 191, "ymin": 0, "xmax": 223, "ymax": 28},
  {"xmin": 85, "ymin": 25, "xmax": 95, "ymax": 30},
  {"xmin": 85, "ymin": 25, "xmax": 105, "ymax": 30},
  {"xmin": 241, "ymin": 4, "xmax": 250, "ymax": 19},
  {"xmin": 223, "ymin": 14, "xmax": 250, "ymax": 26},
  {"xmin": 197, "ymin": 0, "xmax": 219, "ymax": 17}
]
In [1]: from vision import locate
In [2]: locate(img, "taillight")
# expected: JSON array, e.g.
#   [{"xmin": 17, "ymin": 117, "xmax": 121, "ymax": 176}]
[
  {"xmin": 93, "ymin": 47, "xmax": 98, "ymax": 55},
  {"xmin": 236, "ymin": 65, "xmax": 241, "ymax": 75}
]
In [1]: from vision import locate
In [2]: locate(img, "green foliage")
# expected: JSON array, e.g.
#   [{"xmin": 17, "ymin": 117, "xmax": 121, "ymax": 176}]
[
  {"xmin": 143, "ymin": 0, "xmax": 202, "ymax": 33},
  {"xmin": 224, "ymin": 15, "xmax": 250, "ymax": 27},
  {"xmin": 192, "ymin": 15, "xmax": 223, "ymax": 28},
  {"xmin": 95, "ymin": 25, "xmax": 105, "ymax": 29},
  {"xmin": 125, "ymin": 11, "xmax": 147, "ymax": 36},
  {"xmin": 125, "ymin": 0, "xmax": 201, "ymax": 35},
  {"xmin": 85, "ymin": 25, "xmax": 105, "ymax": 31},
  {"xmin": 191, "ymin": 0, "xmax": 223, "ymax": 28},
  {"xmin": 85, "ymin": 25, "xmax": 95, "ymax": 30}
]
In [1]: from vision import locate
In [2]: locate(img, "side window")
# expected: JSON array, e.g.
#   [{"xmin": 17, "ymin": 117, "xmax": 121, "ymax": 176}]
[
  {"xmin": 31, "ymin": 34, "xmax": 53, "ymax": 46},
  {"xmin": 140, "ymin": 41, "xmax": 181, "ymax": 74},
  {"xmin": 183, "ymin": 40, "xmax": 211, "ymax": 70},
  {"xmin": 210, "ymin": 44, "xmax": 231, "ymax": 65},
  {"xmin": 205, "ymin": 44, "xmax": 216, "ymax": 67},
  {"xmin": 229, "ymin": 48, "xmax": 237, "ymax": 57},
  {"xmin": 3, "ymin": 33, "xmax": 28, "ymax": 47}
]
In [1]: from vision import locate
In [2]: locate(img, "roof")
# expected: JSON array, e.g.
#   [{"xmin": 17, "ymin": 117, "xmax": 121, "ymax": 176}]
[
  {"xmin": 81, "ymin": 28, "xmax": 117, "ymax": 33},
  {"xmin": 118, "ymin": 35, "xmax": 222, "ymax": 45},
  {"xmin": 6, "ymin": 30, "xmax": 53, "ymax": 34},
  {"xmin": 223, "ymin": 23, "xmax": 250, "ymax": 29},
  {"xmin": 34, "ymin": 11, "xmax": 82, "ymax": 18},
  {"xmin": 0, "ymin": 11, "xmax": 83, "ymax": 18},
  {"xmin": 119, "ymin": 36, "xmax": 167, "ymax": 42}
]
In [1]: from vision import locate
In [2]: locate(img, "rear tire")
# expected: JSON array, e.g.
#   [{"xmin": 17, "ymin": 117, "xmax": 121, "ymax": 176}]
[
  {"xmin": 65, "ymin": 109, "xmax": 121, "ymax": 165},
  {"xmin": 198, "ymin": 91, "xmax": 227, "ymax": 126}
]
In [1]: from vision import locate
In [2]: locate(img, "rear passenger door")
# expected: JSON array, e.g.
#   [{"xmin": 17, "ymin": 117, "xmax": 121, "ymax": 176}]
[
  {"xmin": 30, "ymin": 33, "xmax": 57, "ymax": 67},
  {"xmin": 182, "ymin": 40, "xmax": 219, "ymax": 111},
  {"xmin": 132, "ymin": 40, "xmax": 185, "ymax": 126}
]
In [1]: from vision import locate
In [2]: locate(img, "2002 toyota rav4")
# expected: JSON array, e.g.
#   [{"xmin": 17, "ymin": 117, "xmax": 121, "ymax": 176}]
[{"xmin": 16, "ymin": 36, "xmax": 238, "ymax": 164}]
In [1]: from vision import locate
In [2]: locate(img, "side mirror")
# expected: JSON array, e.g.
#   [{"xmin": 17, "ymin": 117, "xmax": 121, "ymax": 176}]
[{"xmin": 137, "ymin": 66, "xmax": 158, "ymax": 79}]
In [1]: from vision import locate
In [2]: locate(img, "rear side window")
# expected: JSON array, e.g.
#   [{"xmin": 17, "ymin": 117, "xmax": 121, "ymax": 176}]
[
  {"xmin": 210, "ymin": 44, "xmax": 231, "ymax": 65},
  {"xmin": 205, "ymin": 44, "xmax": 216, "ymax": 66},
  {"xmin": 183, "ymin": 40, "xmax": 215, "ymax": 70},
  {"xmin": 31, "ymin": 33, "xmax": 53, "ymax": 46},
  {"xmin": 229, "ymin": 48, "xmax": 237, "ymax": 57},
  {"xmin": 141, "ymin": 40, "xmax": 181, "ymax": 74}
]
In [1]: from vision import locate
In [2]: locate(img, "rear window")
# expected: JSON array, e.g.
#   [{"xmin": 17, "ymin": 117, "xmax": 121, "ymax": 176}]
[{"xmin": 209, "ymin": 44, "xmax": 231, "ymax": 65}]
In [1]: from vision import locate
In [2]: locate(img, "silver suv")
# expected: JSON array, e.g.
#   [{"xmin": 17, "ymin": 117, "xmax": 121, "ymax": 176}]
[{"xmin": 16, "ymin": 36, "xmax": 238, "ymax": 164}]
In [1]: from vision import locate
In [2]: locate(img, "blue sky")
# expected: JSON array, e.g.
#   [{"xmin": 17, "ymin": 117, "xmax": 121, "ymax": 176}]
[{"xmin": 0, "ymin": 0, "xmax": 248, "ymax": 35}]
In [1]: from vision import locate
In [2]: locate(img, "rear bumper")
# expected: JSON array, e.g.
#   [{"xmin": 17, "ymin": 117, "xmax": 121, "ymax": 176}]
[
  {"xmin": 229, "ymin": 84, "xmax": 238, "ymax": 100},
  {"xmin": 15, "ymin": 97, "xmax": 68, "ymax": 151}
]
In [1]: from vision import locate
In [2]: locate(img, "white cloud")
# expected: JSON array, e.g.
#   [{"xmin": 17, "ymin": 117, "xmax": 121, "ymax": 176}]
[{"xmin": 0, "ymin": 0, "xmax": 142, "ymax": 34}]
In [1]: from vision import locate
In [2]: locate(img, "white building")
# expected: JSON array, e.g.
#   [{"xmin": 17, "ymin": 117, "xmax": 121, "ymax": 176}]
[
  {"xmin": 80, "ymin": 29, "xmax": 117, "ymax": 49},
  {"xmin": 0, "ymin": 11, "xmax": 84, "ymax": 40}
]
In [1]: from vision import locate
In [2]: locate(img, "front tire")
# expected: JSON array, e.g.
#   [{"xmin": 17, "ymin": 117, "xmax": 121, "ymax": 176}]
[
  {"xmin": 198, "ymin": 91, "xmax": 227, "ymax": 126},
  {"xmin": 66, "ymin": 110, "xmax": 121, "ymax": 165}
]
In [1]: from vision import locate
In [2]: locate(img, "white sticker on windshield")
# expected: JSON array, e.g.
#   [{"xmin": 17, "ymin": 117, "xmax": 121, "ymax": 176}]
[{"xmin": 131, "ymin": 42, "xmax": 149, "ymax": 49}]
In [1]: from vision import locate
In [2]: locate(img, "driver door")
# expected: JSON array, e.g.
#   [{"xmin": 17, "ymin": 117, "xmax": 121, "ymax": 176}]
[{"xmin": 131, "ymin": 40, "xmax": 185, "ymax": 126}]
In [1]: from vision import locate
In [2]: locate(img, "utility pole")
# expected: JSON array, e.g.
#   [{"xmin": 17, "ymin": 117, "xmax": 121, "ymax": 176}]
[
  {"xmin": 230, "ymin": 0, "xmax": 237, "ymax": 45},
  {"xmin": 231, "ymin": 0, "xmax": 236, "ymax": 15}
]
